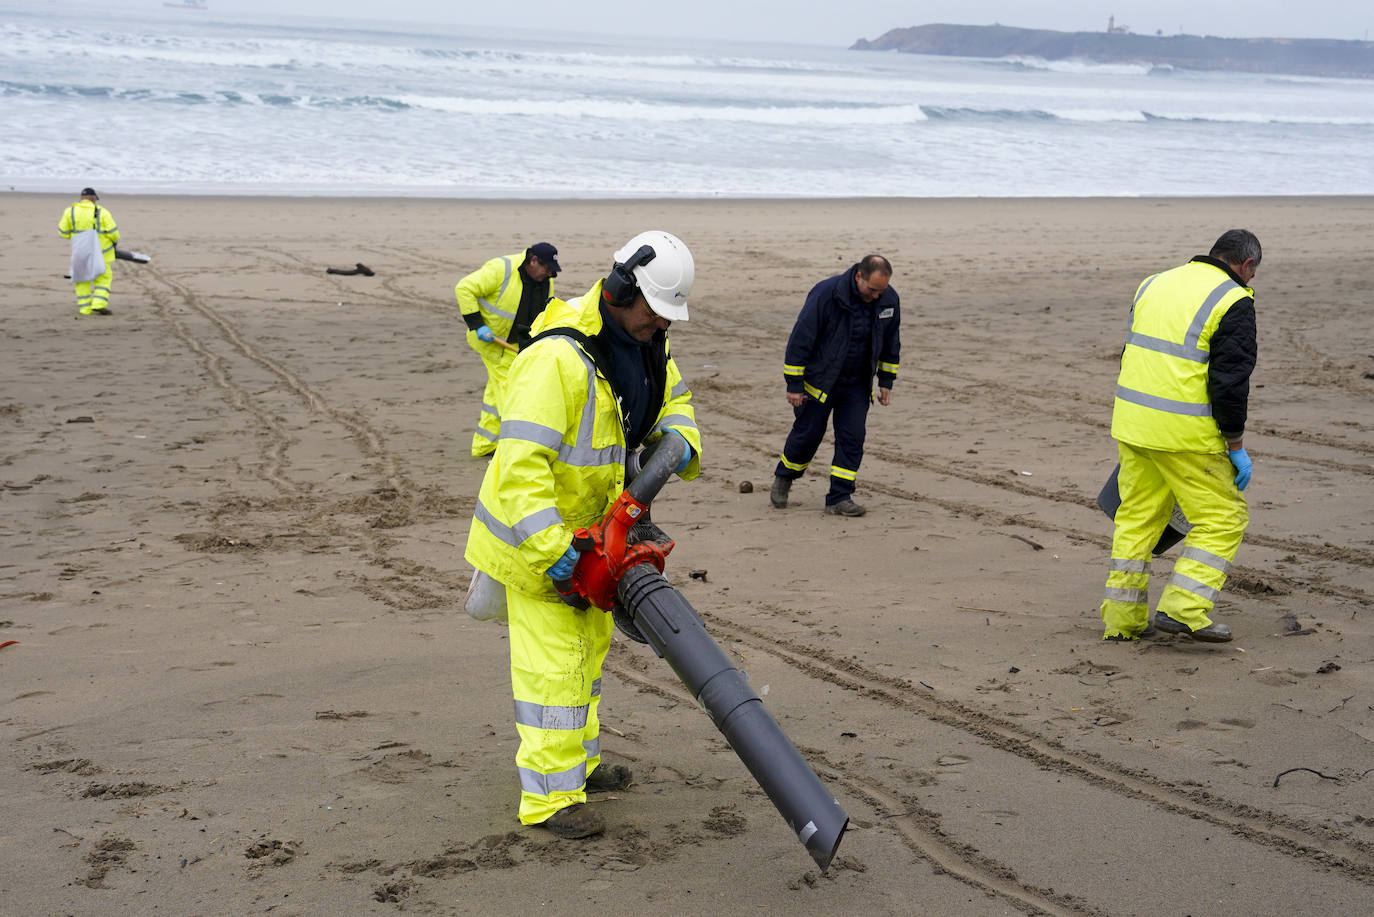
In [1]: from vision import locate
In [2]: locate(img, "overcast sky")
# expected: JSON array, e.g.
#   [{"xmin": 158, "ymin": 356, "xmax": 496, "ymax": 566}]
[{"xmin": 203, "ymin": 1, "xmax": 1373, "ymax": 46}]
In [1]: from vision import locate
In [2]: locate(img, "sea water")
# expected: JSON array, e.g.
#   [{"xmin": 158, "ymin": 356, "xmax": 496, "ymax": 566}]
[{"xmin": 3, "ymin": 6, "xmax": 1373, "ymax": 198}]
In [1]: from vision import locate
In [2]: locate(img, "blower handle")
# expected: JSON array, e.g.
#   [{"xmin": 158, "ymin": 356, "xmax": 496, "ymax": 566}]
[{"xmin": 626, "ymin": 432, "xmax": 688, "ymax": 506}]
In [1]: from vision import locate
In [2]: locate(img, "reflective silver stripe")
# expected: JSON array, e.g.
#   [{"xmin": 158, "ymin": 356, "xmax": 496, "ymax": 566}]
[
  {"xmin": 540, "ymin": 334, "xmax": 628, "ymax": 470},
  {"xmin": 1179, "ymin": 545, "xmax": 1231, "ymax": 574},
  {"xmin": 656, "ymin": 414, "xmax": 696, "ymax": 432},
  {"xmin": 1125, "ymin": 278, "xmax": 1238, "ymax": 363},
  {"xmin": 1184, "ymin": 279, "xmax": 1239, "ymax": 348},
  {"xmin": 478, "ymin": 257, "xmax": 516, "ymax": 321},
  {"xmin": 501, "ymin": 419, "xmax": 564, "ymax": 452},
  {"xmin": 1115, "ymin": 385, "xmax": 1212, "ymax": 417},
  {"xmin": 590, "ymin": 677, "xmax": 601, "ymax": 698},
  {"xmin": 498, "ymin": 383, "xmax": 624, "ymax": 469},
  {"xmin": 798, "ymin": 821, "xmax": 818, "ymax": 844},
  {"xmin": 668, "ymin": 379, "xmax": 690, "ymax": 399},
  {"xmin": 1124, "ymin": 331, "xmax": 1210, "ymax": 363},
  {"xmin": 1169, "ymin": 573, "xmax": 1220, "ymax": 602},
  {"xmin": 473, "ymin": 426, "xmax": 496, "ymax": 442},
  {"xmin": 1104, "ymin": 586, "xmax": 1147, "ymax": 603},
  {"xmin": 518, "ymin": 761, "xmax": 586, "ymax": 796},
  {"xmin": 1110, "ymin": 558, "xmax": 1150, "ymax": 574},
  {"xmin": 583, "ymin": 736, "xmax": 599, "ymax": 759},
  {"xmin": 473, "ymin": 499, "xmax": 562, "ymax": 548},
  {"xmin": 514, "ymin": 699, "xmax": 589, "ymax": 731},
  {"xmin": 1132, "ymin": 273, "xmax": 1158, "ymax": 305}
]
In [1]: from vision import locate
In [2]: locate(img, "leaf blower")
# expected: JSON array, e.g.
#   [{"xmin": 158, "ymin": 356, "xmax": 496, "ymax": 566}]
[{"xmin": 555, "ymin": 434, "xmax": 849, "ymax": 870}]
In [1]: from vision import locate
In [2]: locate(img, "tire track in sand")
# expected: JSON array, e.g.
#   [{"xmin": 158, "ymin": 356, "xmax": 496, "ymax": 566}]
[
  {"xmin": 707, "ymin": 610, "xmax": 1374, "ymax": 886},
  {"xmin": 147, "ymin": 266, "xmax": 408, "ymax": 495},
  {"xmin": 699, "ymin": 395, "xmax": 1374, "ymax": 602},
  {"xmin": 138, "ymin": 268, "xmax": 469, "ymax": 611},
  {"xmin": 140, "ymin": 274, "xmax": 296, "ymax": 493},
  {"xmin": 603, "ymin": 661, "xmax": 1099, "ymax": 917}
]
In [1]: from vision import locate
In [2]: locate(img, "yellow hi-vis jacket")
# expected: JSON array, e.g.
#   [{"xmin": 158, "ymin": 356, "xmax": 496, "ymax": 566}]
[
  {"xmin": 1112, "ymin": 259, "xmax": 1252, "ymax": 453},
  {"xmin": 454, "ymin": 252, "xmax": 552, "ymax": 340},
  {"xmin": 58, "ymin": 200, "xmax": 120, "ymax": 261},
  {"xmin": 464, "ymin": 281, "xmax": 702, "ymax": 595}
]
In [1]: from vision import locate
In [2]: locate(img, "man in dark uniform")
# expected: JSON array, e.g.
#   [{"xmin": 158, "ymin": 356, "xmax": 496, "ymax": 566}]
[{"xmin": 770, "ymin": 255, "xmax": 901, "ymax": 516}]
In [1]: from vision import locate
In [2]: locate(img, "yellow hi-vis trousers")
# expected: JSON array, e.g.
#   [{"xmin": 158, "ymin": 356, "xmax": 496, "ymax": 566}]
[
  {"xmin": 74, "ymin": 262, "xmax": 113, "ymax": 314},
  {"xmin": 471, "ymin": 337, "xmax": 515, "ymax": 457},
  {"xmin": 507, "ymin": 585, "xmax": 612, "ymax": 825},
  {"xmin": 1100, "ymin": 442, "xmax": 1248, "ymax": 640}
]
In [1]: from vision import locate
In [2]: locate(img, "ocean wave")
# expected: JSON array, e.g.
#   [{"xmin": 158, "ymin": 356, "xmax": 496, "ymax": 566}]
[
  {"xmin": 0, "ymin": 21, "xmax": 848, "ymax": 80},
  {"xmin": 10, "ymin": 76, "xmax": 1371, "ymax": 127},
  {"xmin": 391, "ymin": 94, "xmax": 931, "ymax": 123},
  {"xmin": 985, "ymin": 56, "xmax": 1156, "ymax": 77},
  {"xmin": 0, "ymin": 79, "xmax": 413, "ymax": 110}
]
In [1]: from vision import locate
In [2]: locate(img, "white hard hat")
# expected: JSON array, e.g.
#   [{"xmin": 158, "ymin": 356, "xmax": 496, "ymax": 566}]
[{"xmin": 613, "ymin": 230, "xmax": 694, "ymax": 322}]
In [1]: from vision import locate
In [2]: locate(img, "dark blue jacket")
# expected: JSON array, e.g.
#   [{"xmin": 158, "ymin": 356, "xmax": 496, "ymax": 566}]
[{"xmin": 782, "ymin": 265, "xmax": 901, "ymax": 403}]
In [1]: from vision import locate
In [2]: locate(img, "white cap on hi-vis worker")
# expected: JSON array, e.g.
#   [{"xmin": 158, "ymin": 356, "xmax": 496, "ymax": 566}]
[{"xmin": 614, "ymin": 230, "xmax": 694, "ymax": 322}]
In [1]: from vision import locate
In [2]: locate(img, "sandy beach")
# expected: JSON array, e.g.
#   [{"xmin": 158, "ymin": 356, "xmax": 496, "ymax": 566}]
[{"xmin": 2, "ymin": 193, "xmax": 1372, "ymax": 916}]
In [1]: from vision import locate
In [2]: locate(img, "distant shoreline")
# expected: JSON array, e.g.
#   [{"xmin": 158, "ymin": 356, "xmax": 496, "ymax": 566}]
[
  {"xmin": 853, "ymin": 23, "xmax": 1374, "ymax": 80},
  {"xmin": 10, "ymin": 189, "xmax": 1374, "ymax": 203}
]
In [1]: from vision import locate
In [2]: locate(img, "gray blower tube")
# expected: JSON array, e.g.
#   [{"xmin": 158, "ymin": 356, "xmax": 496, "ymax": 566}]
[{"xmin": 616, "ymin": 563, "xmax": 849, "ymax": 870}]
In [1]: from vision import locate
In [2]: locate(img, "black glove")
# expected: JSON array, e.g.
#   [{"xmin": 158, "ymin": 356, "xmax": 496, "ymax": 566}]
[{"xmin": 553, "ymin": 578, "xmax": 589, "ymax": 610}]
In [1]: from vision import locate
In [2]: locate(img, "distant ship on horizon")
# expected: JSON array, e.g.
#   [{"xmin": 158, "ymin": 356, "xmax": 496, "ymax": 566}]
[{"xmin": 164, "ymin": 0, "xmax": 207, "ymax": 9}]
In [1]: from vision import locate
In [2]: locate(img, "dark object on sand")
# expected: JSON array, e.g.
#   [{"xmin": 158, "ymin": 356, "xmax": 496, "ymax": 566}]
[
  {"xmin": 115, "ymin": 249, "xmax": 151, "ymax": 263},
  {"xmin": 1272, "ymin": 766, "xmax": 1341, "ymax": 788},
  {"xmin": 326, "ymin": 262, "xmax": 375, "ymax": 276},
  {"xmin": 1096, "ymin": 464, "xmax": 1191, "ymax": 555},
  {"xmin": 738, "ymin": 480, "xmax": 753, "ymax": 493}
]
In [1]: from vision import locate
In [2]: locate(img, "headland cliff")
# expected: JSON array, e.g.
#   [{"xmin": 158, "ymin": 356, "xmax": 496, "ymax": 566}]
[{"xmin": 852, "ymin": 24, "xmax": 1374, "ymax": 79}]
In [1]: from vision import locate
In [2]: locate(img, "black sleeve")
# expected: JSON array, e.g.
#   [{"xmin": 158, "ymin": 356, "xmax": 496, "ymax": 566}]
[
  {"xmin": 1207, "ymin": 298, "xmax": 1257, "ymax": 440},
  {"xmin": 462, "ymin": 311, "xmax": 486, "ymax": 331}
]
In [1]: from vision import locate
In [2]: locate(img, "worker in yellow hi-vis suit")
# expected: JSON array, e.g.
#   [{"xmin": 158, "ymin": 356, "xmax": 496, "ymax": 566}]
[
  {"xmin": 465, "ymin": 231, "xmax": 700, "ymax": 840},
  {"xmin": 1101, "ymin": 229, "xmax": 1261, "ymax": 644},
  {"xmin": 454, "ymin": 242, "xmax": 560, "ymax": 457},
  {"xmin": 58, "ymin": 188, "xmax": 120, "ymax": 316}
]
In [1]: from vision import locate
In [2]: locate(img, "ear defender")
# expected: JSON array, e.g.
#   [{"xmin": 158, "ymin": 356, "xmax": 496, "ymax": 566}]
[{"xmin": 601, "ymin": 244, "xmax": 657, "ymax": 308}]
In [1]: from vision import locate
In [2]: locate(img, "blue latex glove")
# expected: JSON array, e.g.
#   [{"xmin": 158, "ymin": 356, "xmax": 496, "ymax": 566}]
[
  {"xmin": 663, "ymin": 429, "xmax": 692, "ymax": 474},
  {"xmin": 1228, "ymin": 447, "xmax": 1252, "ymax": 491},
  {"xmin": 475, "ymin": 325, "xmax": 495, "ymax": 343},
  {"xmin": 546, "ymin": 545, "xmax": 580, "ymax": 582}
]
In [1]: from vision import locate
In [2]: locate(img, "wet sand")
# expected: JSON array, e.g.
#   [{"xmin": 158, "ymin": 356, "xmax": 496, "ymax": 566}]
[{"xmin": 2, "ymin": 193, "xmax": 1372, "ymax": 915}]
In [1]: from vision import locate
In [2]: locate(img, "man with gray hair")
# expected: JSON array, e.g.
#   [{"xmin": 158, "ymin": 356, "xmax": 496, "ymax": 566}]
[
  {"xmin": 770, "ymin": 254, "xmax": 901, "ymax": 516},
  {"xmin": 1099, "ymin": 229, "xmax": 1261, "ymax": 643}
]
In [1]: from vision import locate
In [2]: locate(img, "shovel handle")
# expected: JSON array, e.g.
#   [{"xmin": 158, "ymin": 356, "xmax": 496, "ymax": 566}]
[{"xmin": 491, "ymin": 336, "xmax": 519, "ymax": 353}]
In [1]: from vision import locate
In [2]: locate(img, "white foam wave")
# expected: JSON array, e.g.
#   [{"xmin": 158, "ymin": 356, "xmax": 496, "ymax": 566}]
[
  {"xmin": 1000, "ymin": 55, "xmax": 1155, "ymax": 77},
  {"xmin": 392, "ymin": 94, "xmax": 931, "ymax": 124}
]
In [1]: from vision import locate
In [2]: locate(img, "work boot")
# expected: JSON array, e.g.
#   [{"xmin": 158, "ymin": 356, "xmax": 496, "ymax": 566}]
[
  {"xmin": 769, "ymin": 475, "xmax": 791, "ymax": 509},
  {"xmin": 1153, "ymin": 612, "xmax": 1232, "ymax": 643},
  {"xmin": 824, "ymin": 499, "xmax": 866, "ymax": 517},
  {"xmin": 542, "ymin": 803, "xmax": 605, "ymax": 839},
  {"xmin": 91, "ymin": 307, "xmax": 112, "ymax": 316},
  {"xmin": 585, "ymin": 763, "xmax": 632, "ymax": 794}
]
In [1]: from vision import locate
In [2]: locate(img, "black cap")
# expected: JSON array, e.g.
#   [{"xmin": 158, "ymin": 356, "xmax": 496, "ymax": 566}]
[
  {"xmin": 529, "ymin": 242, "xmax": 560, "ymax": 275},
  {"xmin": 80, "ymin": 187, "xmax": 99, "ymax": 199}
]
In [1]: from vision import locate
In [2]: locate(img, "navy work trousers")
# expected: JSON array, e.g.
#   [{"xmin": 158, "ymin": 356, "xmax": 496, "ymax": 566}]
[{"xmin": 774, "ymin": 381, "xmax": 870, "ymax": 505}]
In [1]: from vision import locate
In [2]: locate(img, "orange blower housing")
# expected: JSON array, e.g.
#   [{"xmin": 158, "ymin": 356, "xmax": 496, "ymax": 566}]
[{"xmin": 567, "ymin": 489, "xmax": 675, "ymax": 611}]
